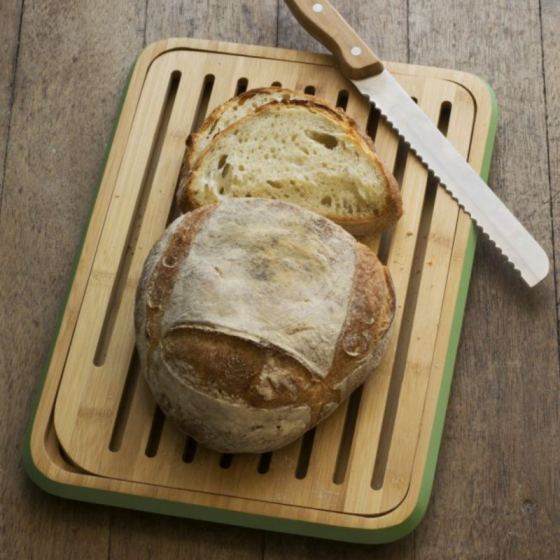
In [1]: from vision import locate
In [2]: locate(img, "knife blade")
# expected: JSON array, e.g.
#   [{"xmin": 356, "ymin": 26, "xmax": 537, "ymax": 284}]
[{"xmin": 284, "ymin": 0, "xmax": 549, "ymax": 287}]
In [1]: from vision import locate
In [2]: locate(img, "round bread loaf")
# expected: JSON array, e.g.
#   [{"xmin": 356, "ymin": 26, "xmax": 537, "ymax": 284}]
[{"xmin": 135, "ymin": 198, "xmax": 396, "ymax": 454}]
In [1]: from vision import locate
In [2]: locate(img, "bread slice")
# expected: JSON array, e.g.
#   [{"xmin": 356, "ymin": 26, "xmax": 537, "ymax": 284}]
[
  {"xmin": 184, "ymin": 87, "xmax": 314, "ymax": 171},
  {"xmin": 177, "ymin": 98, "xmax": 402, "ymax": 236}
]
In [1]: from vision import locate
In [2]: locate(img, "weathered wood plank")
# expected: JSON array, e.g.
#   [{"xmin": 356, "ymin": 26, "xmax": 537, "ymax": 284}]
[
  {"xmin": 0, "ymin": 0, "xmax": 23, "ymax": 200},
  {"xmin": 264, "ymin": 533, "xmax": 410, "ymax": 559},
  {"xmin": 0, "ymin": 1, "xmax": 145, "ymax": 558},
  {"xmin": 408, "ymin": 0, "xmax": 559, "ymax": 558},
  {"xmin": 542, "ymin": 0, "xmax": 560, "ymax": 345},
  {"xmin": 540, "ymin": 1, "xmax": 560, "ymax": 552},
  {"xmin": 146, "ymin": 0, "xmax": 278, "ymax": 47},
  {"xmin": 109, "ymin": 512, "xmax": 264, "ymax": 560}
]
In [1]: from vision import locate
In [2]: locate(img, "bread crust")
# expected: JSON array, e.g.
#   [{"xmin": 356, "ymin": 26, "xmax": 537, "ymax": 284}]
[
  {"xmin": 134, "ymin": 205, "xmax": 217, "ymax": 388},
  {"xmin": 177, "ymin": 87, "xmax": 314, "ymax": 207},
  {"xmin": 176, "ymin": 96, "xmax": 403, "ymax": 236},
  {"xmin": 182, "ymin": 87, "xmax": 326, "ymax": 172},
  {"xmin": 135, "ymin": 199, "xmax": 396, "ymax": 453}
]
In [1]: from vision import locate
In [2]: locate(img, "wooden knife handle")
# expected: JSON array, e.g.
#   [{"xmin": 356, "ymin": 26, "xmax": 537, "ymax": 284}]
[{"xmin": 284, "ymin": 0, "xmax": 384, "ymax": 79}]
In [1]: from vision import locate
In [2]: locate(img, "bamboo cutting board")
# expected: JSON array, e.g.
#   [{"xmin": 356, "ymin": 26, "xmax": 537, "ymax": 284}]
[{"xmin": 24, "ymin": 38, "xmax": 497, "ymax": 544}]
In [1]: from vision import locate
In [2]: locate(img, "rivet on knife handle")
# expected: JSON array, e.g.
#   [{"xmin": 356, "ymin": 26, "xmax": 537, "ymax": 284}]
[{"xmin": 284, "ymin": 0, "xmax": 384, "ymax": 79}]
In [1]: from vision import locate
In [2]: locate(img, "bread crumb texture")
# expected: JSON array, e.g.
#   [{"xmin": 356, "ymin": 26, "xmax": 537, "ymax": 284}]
[
  {"xmin": 177, "ymin": 88, "xmax": 403, "ymax": 236},
  {"xmin": 192, "ymin": 105, "xmax": 385, "ymax": 216}
]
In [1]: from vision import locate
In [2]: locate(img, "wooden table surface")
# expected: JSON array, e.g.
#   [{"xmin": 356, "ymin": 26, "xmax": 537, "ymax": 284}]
[{"xmin": 1, "ymin": 0, "xmax": 559, "ymax": 558}]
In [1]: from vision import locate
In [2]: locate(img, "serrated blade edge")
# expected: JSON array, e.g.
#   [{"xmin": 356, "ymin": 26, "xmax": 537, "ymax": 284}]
[{"xmin": 354, "ymin": 70, "xmax": 548, "ymax": 287}]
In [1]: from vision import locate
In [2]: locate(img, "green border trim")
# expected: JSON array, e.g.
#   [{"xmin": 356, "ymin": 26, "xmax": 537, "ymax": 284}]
[{"xmin": 22, "ymin": 53, "xmax": 499, "ymax": 544}]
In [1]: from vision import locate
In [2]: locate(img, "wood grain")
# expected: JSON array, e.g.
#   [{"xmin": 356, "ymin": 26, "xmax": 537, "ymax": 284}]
[
  {"xmin": 109, "ymin": 511, "xmax": 264, "ymax": 560},
  {"xmin": 0, "ymin": 0, "xmax": 23, "ymax": 200},
  {"xmin": 146, "ymin": 0, "xmax": 278, "ymax": 47},
  {"xmin": 543, "ymin": 0, "xmax": 560, "ymax": 345},
  {"xmin": 283, "ymin": 0, "xmax": 384, "ymax": 78},
  {"xmin": 264, "ymin": 532, "xmax": 409, "ymax": 560},
  {"xmin": 408, "ymin": 0, "xmax": 560, "ymax": 558},
  {"xmin": 1, "ymin": 0, "xmax": 560, "ymax": 558},
  {"xmin": 0, "ymin": 0, "xmax": 144, "ymax": 558}
]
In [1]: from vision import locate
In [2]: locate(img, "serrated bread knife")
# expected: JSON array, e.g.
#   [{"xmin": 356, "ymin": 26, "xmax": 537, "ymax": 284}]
[{"xmin": 285, "ymin": 0, "xmax": 549, "ymax": 287}]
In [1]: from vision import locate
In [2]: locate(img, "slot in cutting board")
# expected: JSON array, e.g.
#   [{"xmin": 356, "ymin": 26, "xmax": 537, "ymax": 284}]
[{"xmin": 24, "ymin": 38, "xmax": 497, "ymax": 544}]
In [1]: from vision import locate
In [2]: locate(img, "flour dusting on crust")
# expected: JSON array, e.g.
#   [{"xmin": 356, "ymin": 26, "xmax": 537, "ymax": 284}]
[{"xmin": 162, "ymin": 198, "xmax": 356, "ymax": 378}]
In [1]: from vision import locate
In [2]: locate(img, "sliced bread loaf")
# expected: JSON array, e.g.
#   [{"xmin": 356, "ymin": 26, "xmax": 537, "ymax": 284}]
[{"xmin": 177, "ymin": 98, "xmax": 402, "ymax": 235}]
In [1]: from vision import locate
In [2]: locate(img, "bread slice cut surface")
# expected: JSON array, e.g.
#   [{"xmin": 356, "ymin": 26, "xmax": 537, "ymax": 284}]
[{"xmin": 178, "ymin": 99, "xmax": 402, "ymax": 235}]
